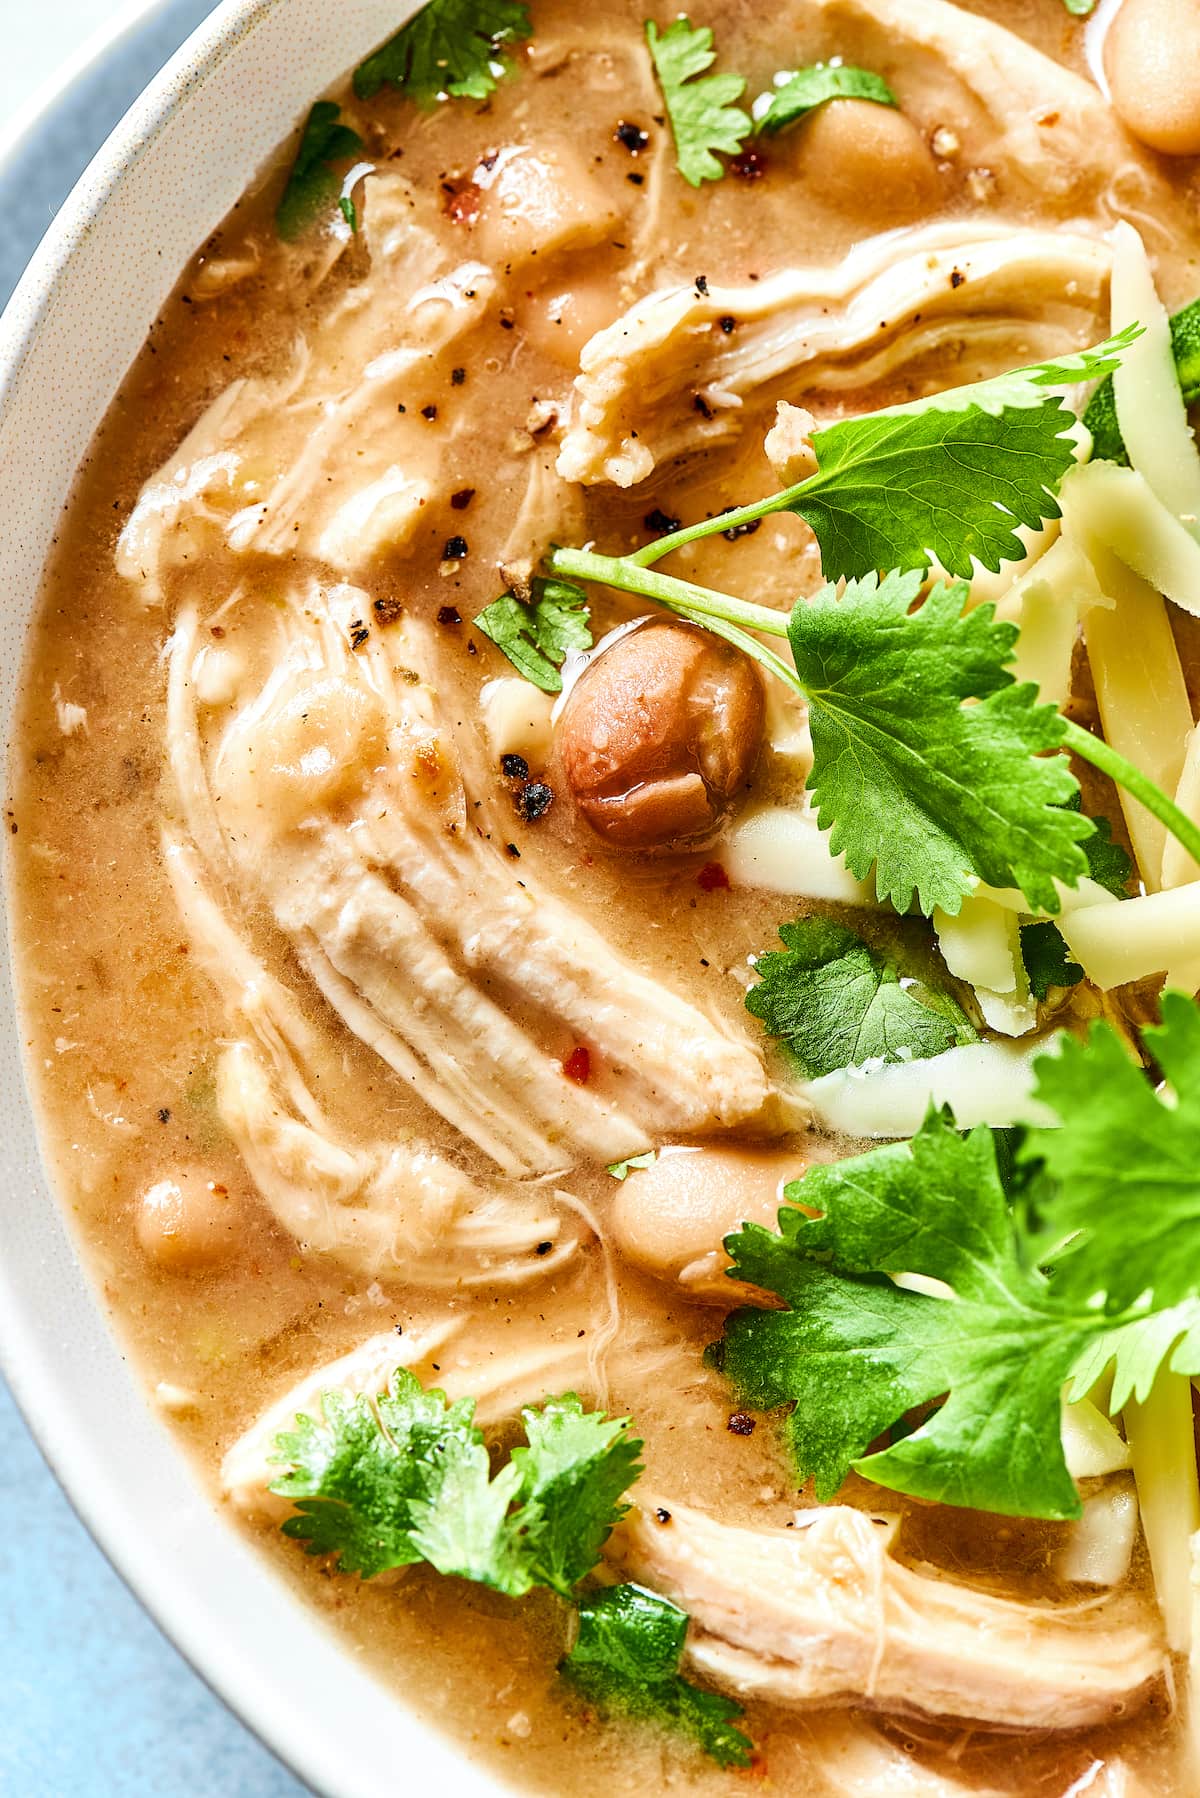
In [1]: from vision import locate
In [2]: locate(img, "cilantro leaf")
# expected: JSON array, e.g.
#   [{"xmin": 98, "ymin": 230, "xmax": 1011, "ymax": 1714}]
[
  {"xmin": 718, "ymin": 1110, "xmax": 1104, "ymax": 1519},
  {"xmin": 783, "ymin": 331, "xmax": 1139, "ymax": 580},
  {"xmin": 1070, "ymin": 1299, "xmax": 1200, "ymax": 1412},
  {"xmin": 794, "ymin": 400, "xmax": 1078, "ymax": 581},
  {"xmin": 755, "ymin": 65, "xmax": 896, "ymax": 137},
  {"xmin": 645, "ymin": 19, "xmax": 751, "ymax": 186},
  {"xmin": 562, "ymin": 1583, "xmax": 752, "ymax": 1768},
  {"xmin": 789, "ymin": 571, "xmax": 1091, "ymax": 915},
  {"xmin": 509, "ymin": 1396, "xmax": 644, "ymax": 1597},
  {"xmin": 354, "ymin": 0, "xmax": 532, "ymax": 105},
  {"xmin": 1072, "ymin": 794, "xmax": 1132, "ymax": 897},
  {"xmin": 745, "ymin": 916, "xmax": 975, "ymax": 1077},
  {"xmin": 270, "ymin": 1371, "xmax": 635, "ymax": 1597},
  {"xmin": 276, "ymin": 103, "xmax": 364, "ymax": 242},
  {"xmin": 608, "ymin": 1150, "xmax": 658, "ymax": 1180},
  {"xmin": 474, "ymin": 578, "xmax": 592, "ymax": 693},
  {"xmin": 1019, "ymin": 922, "xmax": 1083, "ymax": 1002},
  {"xmin": 1021, "ymin": 993, "xmax": 1200, "ymax": 1312},
  {"xmin": 1085, "ymin": 300, "xmax": 1200, "ymax": 465}
]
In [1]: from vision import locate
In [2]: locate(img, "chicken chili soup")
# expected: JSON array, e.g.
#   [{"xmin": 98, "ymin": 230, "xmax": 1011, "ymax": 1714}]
[{"xmin": 13, "ymin": 0, "xmax": 1200, "ymax": 1790}]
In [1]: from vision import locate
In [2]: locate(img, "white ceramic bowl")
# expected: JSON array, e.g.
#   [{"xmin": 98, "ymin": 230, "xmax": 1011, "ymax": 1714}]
[{"xmin": 0, "ymin": 7, "xmax": 509, "ymax": 1794}]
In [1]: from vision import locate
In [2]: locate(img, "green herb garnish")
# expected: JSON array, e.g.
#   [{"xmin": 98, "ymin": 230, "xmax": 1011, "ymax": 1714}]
[
  {"xmin": 354, "ymin": 0, "xmax": 532, "ymax": 105},
  {"xmin": 755, "ymin": 64, "xmax": 896, "ymax": 138},
  {"xmin": 474, "ymin": 578, "xmax": 592, "ymax": 693},
  {"xmin": 271, "ymin": 1372, "xmax": 746, "ymax": 1764},
  {"xmin": 717, "ymin": 997, "xmax": 1200, "ymax": 1521},
  {"xmin": 276, "ymin": 102, "xmax": 363, "ymax": 242},
  {"xmin": 645, "ymin": 18, "xmax": 751, "ymax": 185},
  {"xmin": 608, "ymin": 1150, "xmax": 659, "ymax": 1180},
  {"xmin": 746, "ymin": 915, "xmax": 976, "ymax": 1076},
  {"xmin": 1019, "ymin": 922, "xmax": 1083, "ymax": 1001},
  {"xmin": 563, "ymin": 1583, "xmax": 752, "ymax": 1768},
  {"xmin": 272, "ymin": 1375, "xmax": 640, "ymax": 1595},
  {"xmin": 1085, "ymin": 298, "xmax": 1200, "ymax": 464}
]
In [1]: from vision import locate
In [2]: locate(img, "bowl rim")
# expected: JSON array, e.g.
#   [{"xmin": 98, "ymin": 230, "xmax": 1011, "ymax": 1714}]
[{"xmin": 0, "ymin": 6, "xmax": 512, "ymax": 1795}]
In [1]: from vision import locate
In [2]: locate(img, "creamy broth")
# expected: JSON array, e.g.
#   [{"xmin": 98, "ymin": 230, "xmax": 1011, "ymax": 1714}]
[{"xmin": 10, "ymin": 1, "xmax": 1200, "ymax": 1791}]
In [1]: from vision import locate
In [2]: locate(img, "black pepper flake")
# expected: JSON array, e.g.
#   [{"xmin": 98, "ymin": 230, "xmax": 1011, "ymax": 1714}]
[
  {"xmin": 615, "ymin": 120, "xmax": 649, "ymax": 153},
  {"xmin": 499, "ymin": 314, "xmax": 515, "ymax": 331},
  {"xmin": 157, "ymin": 1108, "xmax": 171, "ymax": 1124},
  {"xmin": 450, "ymin": 487, "xmax": 475, "ymax": 511},
  {"xmin": 516, "ymin": 781, "xmax": 554, "ymax": 822},
  {"xmin": 373, "ymin": 595, "xmax": 405, "ymax": 626},
  {"xmin": 501, "ymin": 753, "xmax": 530, "ymax": 781},
  {"xmin": 722, "ymin": 518, "xmax": 761, "ymax": 542},
  {"xmin": 437, "ymin": 604, "xmax": 463, "ymax": 625},
  {"xmin": 644, "ymin": 507, "xmax": 681, "ymax": 534},
  {"xmin": 718, "ymin": 314, "xmax": 737, "ymax": 334},
  {"xmin": 421, "ymin": 404, "xmax": 438, "ymax": 420},
  {"xmin": 535, "ymin": 1240, "xmax": 553, "ymax": 1256},
  {"xmin": 396, "ymin": 403, "xmax": 407, "ymax": 414},
  {"xmin": 350, "ymin": 624, "xmax": 370, "ymax": 649},
  {"xmin": 694, "ymin": 274, "xmax": 709, "ymax": 295},
  {"xmin": 506, "ymin": 842, "xmax": 521, "ymax": 857},
  {"xmin": 693, "ymin": 393, "xmax": 714, "ymax": 419},
  {"xmin": 950, "ymin": 268, "xmax": 966, "ymax": 289},
  {"xmin": 626, "ymin": 172, "xmax": 645, "ymax": 186},
  {"xmin": 727, "ymin": 1412, "xmax": 757, "ymax": 1436},
  {"xmin": 451, "ymin": 366, "xmax": 466, "ymax": 386},
  {"xmin": 442, "ymin": 535, "xmax": 469, "ymax": 561},
  {"xmin": 655, "ymin": 1507, "xmax": 672, "ymax": 1525}
]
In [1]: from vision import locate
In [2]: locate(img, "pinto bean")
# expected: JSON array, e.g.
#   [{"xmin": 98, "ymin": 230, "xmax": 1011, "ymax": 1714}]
[
  {"xmin": 1106, "ymin": 0, "xmax": 1200, "ymax": 157},
  {"xmin": 557, "ymin": 622, "xmax": 764, "ymax": 850}
]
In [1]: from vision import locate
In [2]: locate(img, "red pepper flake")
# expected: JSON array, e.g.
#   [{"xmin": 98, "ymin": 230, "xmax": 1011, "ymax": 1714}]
[
  {"xmin": 443, "ymin": 182, "xmax": 482, "ymax": 225},
  {"xmin": 731, "ymin": 148, "xmax": 768, "ymax": 180},
  {"xmin": 727, "ymin": 1412, "xmax": 756, "ymax": 1436},
  {"xmin": 563, "ymin": 1045, "xmax": 591, "ymax": 1084},
  {"xmin": 697, "ymin": 861, "xmax": 730, "ymax": 891}
]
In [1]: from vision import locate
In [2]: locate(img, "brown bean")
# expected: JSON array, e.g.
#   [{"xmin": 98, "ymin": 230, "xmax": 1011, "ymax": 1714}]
[
  {"xmin": 556, "ymin": 622, "xmax": 764, "ymax": 849},
  {"xmin": 1106, "ymin": 0, "xmax": 1200, "ymax": 157},
  {"xmin": 137, "ymin": 1170, "xmax": 240, "ymax": 1271}
]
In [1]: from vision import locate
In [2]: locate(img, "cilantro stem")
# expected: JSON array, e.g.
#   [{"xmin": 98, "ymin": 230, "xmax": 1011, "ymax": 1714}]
[
  {"xmin": 549, "ymin": 546, "xmax": 789, "ymax": 634},
  {"xmin": 1062, "ymin": 719, "xmax": 1200, "ymax": 873},
  {"xmin": 548, "ymin": 545, "xmax": 802, "ymax": 693},
  {"xmin": 626, "ymin": 486, "xmax": 806, "ymax": 568}
]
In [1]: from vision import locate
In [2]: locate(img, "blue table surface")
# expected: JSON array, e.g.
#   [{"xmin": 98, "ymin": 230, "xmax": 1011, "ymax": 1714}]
[{"xmin": 1, "ymin": 6, "xmax": 311, "ymax": 1792}]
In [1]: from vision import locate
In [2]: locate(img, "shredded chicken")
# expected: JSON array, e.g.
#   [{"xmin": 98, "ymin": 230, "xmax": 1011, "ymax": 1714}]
[
  {"xmin": 164, "ymin": 829, "xmax": 579, "ymax": 1286},
  {"xmin": 611, "ymin": 1498, "xmax": 1166, "ymax": 1731},
  {"xmin": 556, "ymin": 222, "xmax": 1112, "ymax": 488},
  {"xmin": 167, "ymin": 584, "xmax": 772, "ymax": 1177}
]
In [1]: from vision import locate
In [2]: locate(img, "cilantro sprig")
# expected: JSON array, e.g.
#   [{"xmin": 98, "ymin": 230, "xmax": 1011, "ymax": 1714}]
[
  {"xmin": 645, "ymin": 18, "xmax": 751, "ymax": 185},
  {"xmin": 354, "ymin": 0, "xmax": 532, "ymax": 105},
  {"xmin": 271, "ymin": 1371, "xmax": 746, "ymax": 1764},
  {"xmin": 715, "ymin": 996, "xmax": 1200, "ymax": 1521},
  {"xmin": 273, "ymin": 1373, "xmax": 639, "ymax": 1595},
  {"xmin": 276, "ymin": 103, "xmax": 364, "ymax": 242},
  {"xmin": 754, "ymin": 65, "xmax": 896, "ymax": 139},
  {"xmin": 746, "ymin": 916, "xmax": 976, "ymax": 1076}
]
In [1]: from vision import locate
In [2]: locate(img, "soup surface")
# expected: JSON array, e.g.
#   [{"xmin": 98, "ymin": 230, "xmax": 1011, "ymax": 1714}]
[{"xmin": 12, "ymin": 0, "xmax": 1200, "ymax": 1792}]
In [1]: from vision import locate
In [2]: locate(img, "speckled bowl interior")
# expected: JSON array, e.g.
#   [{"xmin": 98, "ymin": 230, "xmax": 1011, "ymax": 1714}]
[{"xmin": 0, "ymin": 6, "xmax": 508, "ymax": 1794}]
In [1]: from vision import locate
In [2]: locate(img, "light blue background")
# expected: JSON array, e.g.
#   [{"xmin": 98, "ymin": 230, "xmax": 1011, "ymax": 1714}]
[{"xmin": 1, "ymin": 5, "xmax": 311, "ymax": 1792}]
